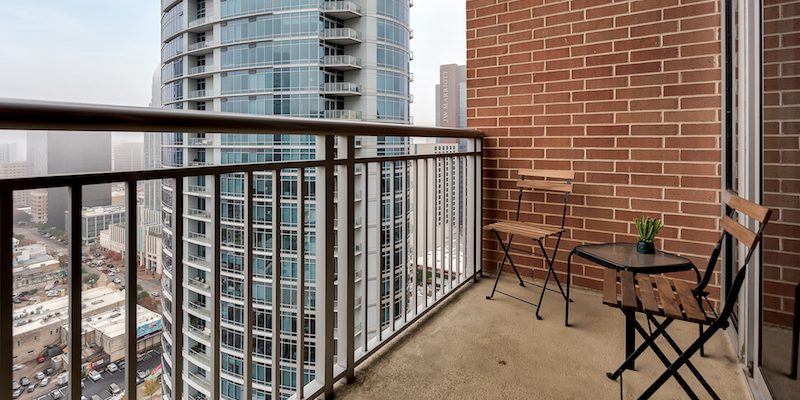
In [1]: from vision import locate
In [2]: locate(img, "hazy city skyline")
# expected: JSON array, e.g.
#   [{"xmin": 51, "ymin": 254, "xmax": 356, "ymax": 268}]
[{"xmin": 0, "ymin": 1, "xmax": 465, "ymax": 127}]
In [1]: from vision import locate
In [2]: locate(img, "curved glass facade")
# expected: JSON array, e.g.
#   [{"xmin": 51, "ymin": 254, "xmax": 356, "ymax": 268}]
[{"xmin": 160, "ymin": 1, "xmax": 412, "ymax": 399}]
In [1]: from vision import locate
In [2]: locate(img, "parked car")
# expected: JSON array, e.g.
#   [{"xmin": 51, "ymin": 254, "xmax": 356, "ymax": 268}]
[
  {"xmin": 87, "ymin": 370, "xmax": 101, "ymax": 382},
  {"xmin": 26, "ymin": 382, "xmax": 38, "ymax": 393},
  {"xmin": 12, "ymin": 298, "xmax": 21, "ymax": 304},
  {"xmin": 41, "ymin": 376, "xmax": 51, "ymax": 387},
  {"xmin": 108, "ymin": 272, "xmax": 115, "ymax": 277},
  {"xmin": 49, "ymin": 389, "xmax": 62, "ymax": 399},
  {"xmin": 20, "ymin": 377, "xmax": 30, "ymax": 386},
  {"xmin": 106, "ymin": 363, "xmax": 118, "ymax": 373},
  {"xmin": 108, "ymin": 382, "xmax": 122, "ymax": 395},
  {"xmin": 113, "ymin": 278, "xmax": 121, "ymax": 284},
  {"xmin": 18, "ymin": 296, "xmax": 29, "ymax": 301},
  {"xmin": 35, "ymin": 371, "xmax": 45, "ymax": 380},
  {"xmin": 116, "ymin": 360, "xmax": 126, "ymax": 370},
  {"xmin": 44, "ymin": 367, "xmax": 55, "ymax": 375},
  {"xmin": 12, "ymin": 389, "xmax": 22, "ymax": 399},
  {"xmin": 45, "ymin": 283, "xmax": 55, "ymax": 290}
]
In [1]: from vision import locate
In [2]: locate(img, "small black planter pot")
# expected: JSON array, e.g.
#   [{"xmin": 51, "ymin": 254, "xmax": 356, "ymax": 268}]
[{"xmin": 637, "ymin": 241, "xmax": 655, "ymax": 254}]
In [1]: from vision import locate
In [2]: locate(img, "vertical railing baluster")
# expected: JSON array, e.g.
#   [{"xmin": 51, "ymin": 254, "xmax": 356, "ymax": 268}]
[
  {"xmin": 442, "ymin": 156, "xmax": 448, "ymax": 294},
  {"xmin": 0, "ymin": 191, "xmax": 14, "ymax": 397},
  {"xmin": 243, "ymin": 171, "xmax": 254, "ymax": 400},
  {"xmin": 345, "ymin": 136, "xmax": 355, "ymax": 382},
  {"xmin": 271, "ymin": 169, "xmax": 282, "ymax": 400},
  {"xmin": 297, "ymin": 167, "xmax": 305, "ymax": 399},
  {"xmin": 455, "ymin": 156, "xmax": 462, "ymax": 284},
  {"xmin": 411, "ymin": 160, "xmax": 425, "ymax": 317},
  {"xmin": 67, "ymin": 184, "xmax": 82, "ymax": 400},
  {"xmin": 375, "ymin": 162, "xmax": 382, "ymax": 342},
  {"xmin": 322, "ymin": 135, "xmax": 336, "ymax": 397},
  {"xmin": 477, "ymin": 139, "xmax": 484, "ymax": 278},
  {"xmin": 429, "ymin": 158, "xmax": 436, "ymax": 301},
  {"xmin": 172, "ymin": 177, "xmax": 184, "ymax": 399},
  {"xmin": 422, "ymin": 158, "xmax": 428, "ymax": 309},
  {"xmin": 212, "ymin": 174, "xmax": 222, "ymax": 400},
  {"xmin": 389, "ymin": 161, "xmax": 396, "ymax": 332},
  {"xmin": 362, "ymin": 162, "xmax": 369, "ymax": 352},
  {"xmin": 124, "ymin": 180, "xmax": 138, "ymax": 397},
  {"xmin": 401, "ymin": 160, "xmax": 408, "ymax": 323}
]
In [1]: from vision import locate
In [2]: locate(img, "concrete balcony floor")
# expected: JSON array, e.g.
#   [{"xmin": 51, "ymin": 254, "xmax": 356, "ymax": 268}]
[{"xmin": 335, "ymin": 273, "xmax": 751, "ymax": 399}]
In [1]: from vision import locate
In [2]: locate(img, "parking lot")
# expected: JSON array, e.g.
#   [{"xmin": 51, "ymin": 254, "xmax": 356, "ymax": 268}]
[{"xmin": 19, "ymin": 347, "xmax": 162, "ymax": 400}]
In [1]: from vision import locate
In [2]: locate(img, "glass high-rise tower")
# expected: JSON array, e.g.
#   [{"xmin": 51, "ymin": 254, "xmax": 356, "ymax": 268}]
[{"xmin": 159, "ymin": 1, "xmax": 411, "ymax": 399}]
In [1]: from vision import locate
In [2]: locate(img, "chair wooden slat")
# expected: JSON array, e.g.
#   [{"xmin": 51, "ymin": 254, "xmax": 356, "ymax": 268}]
[
  {"xmin": 674, "ymin": 279, "xmax": 706, "ymax": 323},
  {"xmin": 621, "ymin": 271, "xmax": 637, "ymax": 310},
  {"xmin": 655, "ymin": 277, "xmax": 683, "ymax": 319},
  {"xmin": 721, "ymin": 215, "xmax": 759, "ymax": 249},
  {"xmin": 517, "ymin": 180, "xmax": 573, "ymax": 193},
  {"xmin": 518, "ymin": 169, "xmax": 574, "ymax": 180},
  {"xmin": 485, "ymin": 221, "xmax": 563, "ymax": 240},
  {"xmin": 603, "ymin": 268, "xmax": 618, "ymax": 306},
  {"xmin": 728, "ymin": 195, "xmax": 772, "ymax": 224},
  {"xmin": 636, "ymin": 274, "xmax": 660, "ymax": 314}
]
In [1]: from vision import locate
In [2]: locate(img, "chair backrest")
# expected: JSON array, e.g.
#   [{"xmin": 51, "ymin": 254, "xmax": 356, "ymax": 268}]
[
  {"xmin": 694, "ymin": 195, "xmax": 772, "ymax": 294},
  {"xmin": 713, "ymin": 195, "xmax": 772, "ymax": 321},
  {"xmin": 513, "ymin": 169, "xmax": 574, "ymax": 227}
]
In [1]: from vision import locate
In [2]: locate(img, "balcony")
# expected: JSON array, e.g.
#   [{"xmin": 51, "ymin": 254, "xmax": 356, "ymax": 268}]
[
  {"xmin": 323, "ymin": 28, "xmax": 362, "ymax": 45},
  {"xmin": 188, "ymin": 65, "xmax": 214, "ymax": 76},
  {"xmin": 324, "ymin": 82, "xmax": 362, "ymax": 96},
  {"xmin": 321, "ymin": 54, "xmax": 362, "ymax": 70},
  {"xmin": 0, "ymin": 98, "xmax": 482, "ymax": 400},
  {"xmin": 188, "ymin": 89, "xmax": 213, "ymax": 99},
  {"xmin": 0, "ymin": 100, "xmax": 760, "ymax": 399},
  {"xmin": 322, "ymin": 1, "xmax": 362, "ymax": 20},
  {"xmin": 187, "ymin": 137, "xmax": 213, "ymax": 146},
  {"xmin": 325, "ymin": 109, "xmax": 362, "ymax": 120},
  {"xmin": 188, "ymin": 40, "xmax": 216, "ymax": 52}
]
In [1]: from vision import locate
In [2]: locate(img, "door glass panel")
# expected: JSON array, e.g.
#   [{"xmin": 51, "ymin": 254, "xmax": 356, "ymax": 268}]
[{"xmin": 760, "ymin": 1, "xmax": 800, "ymax": 397}]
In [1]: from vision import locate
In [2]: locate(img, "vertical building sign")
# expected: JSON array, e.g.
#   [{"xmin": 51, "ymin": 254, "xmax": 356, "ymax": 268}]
[{"xmin": 438, "ymin": 64, "xmax": 460, "ymax": 128}]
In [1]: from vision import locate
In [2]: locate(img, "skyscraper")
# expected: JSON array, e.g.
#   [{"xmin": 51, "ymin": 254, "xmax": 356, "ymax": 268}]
[
  {"xmin": 435, "ymin": 64, "xmax": 466, "ymax": 129},
  {"xmin": 26, "ymin": 131, "xmax": 112, "ymax": 230},
  {"xmin": 159, "ymin": 1, "xmax": 412, "ymax": 399},
  {"xmin": 0, "ymin": 143, "xmax": 18, "ymax": 163}
]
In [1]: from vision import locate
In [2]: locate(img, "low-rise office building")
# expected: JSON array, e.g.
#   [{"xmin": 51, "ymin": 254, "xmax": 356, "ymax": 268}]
[{"xmin": 12, "ymin": 286, "xmax": 124, "ymax": 364}]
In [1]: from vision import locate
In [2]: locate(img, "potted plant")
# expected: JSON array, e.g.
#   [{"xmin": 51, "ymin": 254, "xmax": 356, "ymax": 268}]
[{"xmin": 635, "ymin": 216, "xmax": 663, "ymax": 254}]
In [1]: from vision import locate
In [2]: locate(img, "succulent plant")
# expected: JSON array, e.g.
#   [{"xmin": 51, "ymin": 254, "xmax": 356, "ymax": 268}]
[{"xmin": 635, "ymin": 216, "xmax": 664, "ymax": 243}]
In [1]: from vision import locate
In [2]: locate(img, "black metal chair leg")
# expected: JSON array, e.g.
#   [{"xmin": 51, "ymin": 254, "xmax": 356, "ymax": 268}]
[
  {"xmin": 638, "ymin": 324, "xmax": 724, "ymax": 400},
  {"xmin": 486, "ymin": 230, "xmax": 523, "ymax": 299},
  {"xmin": 630, "ymin": 320, "xmax": 700, "ymax": 400},
  {"xmin": 534, "ymin": 263, "xmax": 553, "ymax": 320},
  {"xmin": 607, "ymin": 318, "xmax": 674, "ymax": 380},
  {"xmin": 648, "ymin": 316, "xmax": 719, "ymax": 399}
]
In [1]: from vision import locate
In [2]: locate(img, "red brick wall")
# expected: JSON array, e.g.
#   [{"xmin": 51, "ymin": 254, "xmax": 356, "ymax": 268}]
[
  {"xmin": 763, "ymin": 0, "xmax": 800, "ymax": 328},
  {"xmin": 467, "ymin": 0, "xmax": 724, "ymax": 300}
]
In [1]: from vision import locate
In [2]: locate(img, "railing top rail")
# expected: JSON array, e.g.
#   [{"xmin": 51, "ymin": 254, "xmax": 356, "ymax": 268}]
[{"xmin": 0, "ymin": 98, "xmax": 483, "ymax": 138}]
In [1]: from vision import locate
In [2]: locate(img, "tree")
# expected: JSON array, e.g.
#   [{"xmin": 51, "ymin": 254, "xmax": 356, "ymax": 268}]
[
  {"xmin": 137, "ymin": 284, "xmax": 150, "ymax": 301},
  {"xmin": 82, "ymin": 273, "xmax": 99, "ymax": 284},
  {"xmin": 13, "ymin": 212, "xmax": 31, "ymax": 224},
  {"xmin": 142, "ymin": 378, "xmax": 160, "ymax": 398}
]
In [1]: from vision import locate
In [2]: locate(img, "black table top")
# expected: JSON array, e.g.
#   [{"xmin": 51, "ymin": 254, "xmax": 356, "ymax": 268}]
[{"xmin": 573, "ymin": 243, "xmax": 694, "ymax": 273}]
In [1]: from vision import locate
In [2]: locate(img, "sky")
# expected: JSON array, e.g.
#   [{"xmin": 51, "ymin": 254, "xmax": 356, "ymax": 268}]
[{"xmin": 0, "ymin": 0, "xmax": 466, "ymax": 157}]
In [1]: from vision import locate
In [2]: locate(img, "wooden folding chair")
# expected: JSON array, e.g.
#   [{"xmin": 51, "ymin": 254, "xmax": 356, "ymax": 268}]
[
  {"xmin": 484, "ymin": 169, "xmax": 573, "ymax": 320},
  {"xmin": 603, "ymin": 195, "xmax": 772, "ymax": 399}
]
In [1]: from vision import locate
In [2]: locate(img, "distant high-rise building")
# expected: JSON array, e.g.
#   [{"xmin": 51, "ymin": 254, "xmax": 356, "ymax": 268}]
[
  {"xmin": 0, "ymin": 143, "xmax": 18, "ymax": 163},
  {"xmin": 0, "ymin": 161, "xmax": 29, "ymax": 205},
  {"xmin": 113, "ymin": 142, "xmax": 144, "ymax": 171},
  {"xmin": 142, "ymin": 67, "xmax": 165, "ymax": 228},
  {"xmin": 26, "ymin": 131, "xmax": 112, "ymax": 230},
  {"xmin": 158, "ymin": 1, "xmax": 413, "ymax": 399},
  {"xmin": 435, "ymin": 64, "xmax": 467, "ymax": 129}
]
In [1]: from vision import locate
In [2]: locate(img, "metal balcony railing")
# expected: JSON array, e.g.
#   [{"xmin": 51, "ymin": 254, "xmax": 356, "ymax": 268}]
[
  {"xmin": 188, "ymin": 40, "xmax": 216, "ymax": 52},
  {"xmin": 323, "ymin": 1, "xmax": 362, "ymax": 16},
  {"xmin": 188, "ymin": 89, "xmax": 213, "ymax": 99},
  {"xmin": 0, "ymin": 98, "xmax": 483, "ymax": 400},
  {"xmin": 321, "ymin": 55, "xmax": 362, "ymax": 69},
  {"xmin": 325, "ymin": 109, "xmax": 362, "ymax": 120}
]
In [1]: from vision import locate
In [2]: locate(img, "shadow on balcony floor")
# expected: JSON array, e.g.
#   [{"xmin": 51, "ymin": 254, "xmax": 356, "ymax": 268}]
[{"xmin": 335, "ymin": 273, "xmax": 751, "ymax": 399}]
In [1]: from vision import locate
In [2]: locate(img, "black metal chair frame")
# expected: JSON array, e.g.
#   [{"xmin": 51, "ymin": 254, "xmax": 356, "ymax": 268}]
[
  {"xmin": 607, "ymin": 196, "xmax": 771, "ymax": 400},
  {"xmin": 485, "ymin": 170, "xmax": 572, "ymax": 320}
]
